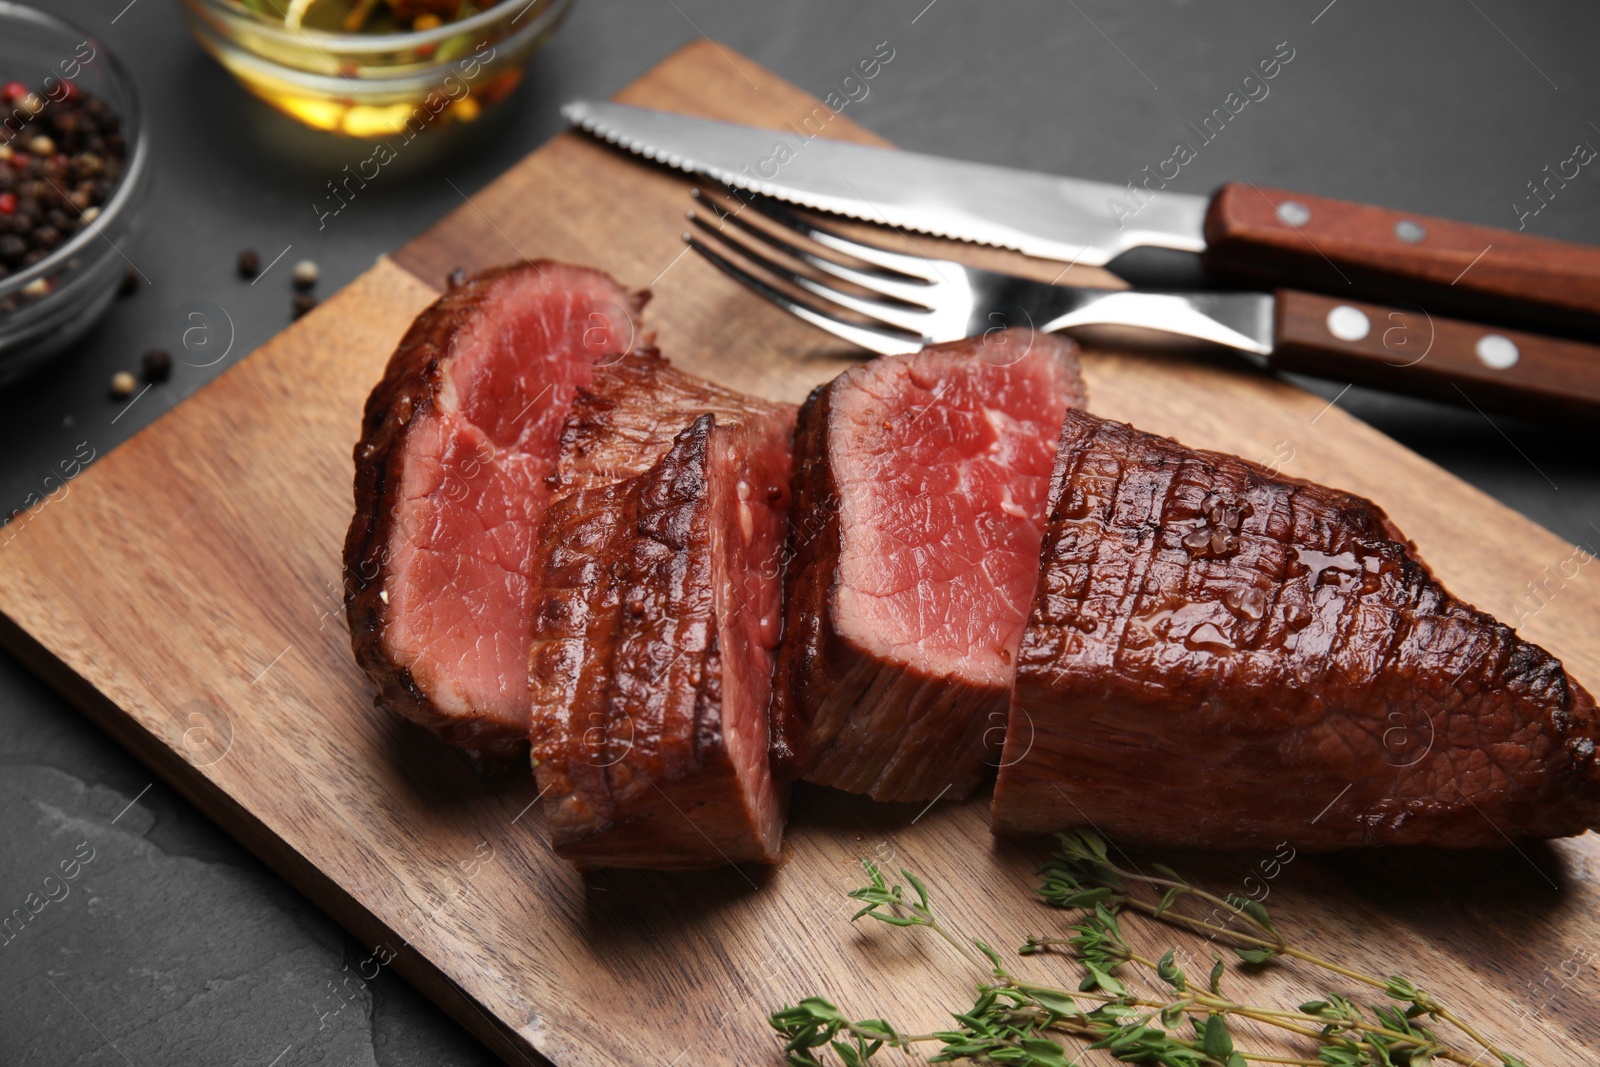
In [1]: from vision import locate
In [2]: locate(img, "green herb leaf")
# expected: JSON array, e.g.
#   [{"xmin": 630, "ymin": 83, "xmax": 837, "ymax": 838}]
[
  {"xmin": 1154, "ymin": 885, "xmax": 1183, "ymax": 917},
  {"xmin": 975, "ymin": 939, "xmax": 1005, "ymax": 976},
  {"xmin": 904, "ymin": 869, "xmax": 931, "ymax": 911},
  {"xmin": 1028, "ymin": 987, "xmax": 1080, "ymax": 1017},
  {"xmin": 1080, "ymin": 960, "xmax": 1127, "ymax": 996},
  {"xmin": 1157, "ymin": 949, "xmax": 1189, "ymax": 991},
  {"xmin": 1197, "ymin": 1014, "xmax": 1235, "ymax": 1059}
]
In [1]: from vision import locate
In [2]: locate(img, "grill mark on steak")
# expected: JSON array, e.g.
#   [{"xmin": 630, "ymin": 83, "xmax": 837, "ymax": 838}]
[
  {"xmin": 993, "ymin": 409, "xmax": 1600, "ymax": 849},
  {"xmin": 530, "ymin": 406, "xmax": 794, "ymax": 869},
  {"xmin": 774, "ymin": 330, "xmax": 1087, "ymax": 802},
  {"xmin": 344, "ymin": 262, "xmax": 645, "ymax": 763},
  {"xmin": 552, "ymin": 353, "xmax": 789, "ymax": 494}
]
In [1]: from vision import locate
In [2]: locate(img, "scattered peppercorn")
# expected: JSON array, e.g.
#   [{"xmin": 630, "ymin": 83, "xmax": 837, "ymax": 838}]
[
  {"xmin": 238, "ymin": 248, "xmax": 260, "ymax": 278},
  {"xmin": 447, "ymin": 266, "xmax": 468, "ymax": 289},
  {"xmin": 118, "ymin": 265, "xmax": 140, "ymax": 296},
  {"xmin": 109, "ymin": 370, "xmax": 136, "ymax": 399},
  {"xmin": 292, "ymin": 292, "xmax": 318, "ymax": 319},
  {"xmin": 291, "ymin": 259, "xmax": 319, "ymax": 289},
  {"xmin": 141, "ymin": 348, "xmax": 173, "ymax": 382}
]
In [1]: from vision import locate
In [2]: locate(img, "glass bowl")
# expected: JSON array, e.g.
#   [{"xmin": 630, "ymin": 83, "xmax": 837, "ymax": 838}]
[
  {"xmin": 181, "ymin": 0, "xmax": 574, "ymax": 137},
  {"xmin": 0, "ymin": 2, "xmax": 149, "ymax": 385}
]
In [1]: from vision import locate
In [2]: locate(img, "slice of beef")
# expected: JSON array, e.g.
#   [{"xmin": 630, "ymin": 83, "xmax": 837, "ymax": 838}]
[
  {"xmin": 774, "ymin": 329, "xmax": 1087, "ymax": 802},
  {"xmin": 530, "ymin": 410, "xmax": 794, "ymax": 868},
  {"xmin": 344, "ymin": 262, "xmax": 644, "ymax": 761},
  {"xmin": 551, "ymin": 352, "xmax": 789, "ymax": 495},
  {"xmin": 992, "ymin": 409, "xmax": 1600, "ymax": 849}
]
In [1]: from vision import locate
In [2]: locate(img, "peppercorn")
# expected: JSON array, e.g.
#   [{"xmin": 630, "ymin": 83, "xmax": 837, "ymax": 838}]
[
  {"xmin": 292, "ymin": 292, "xmax": 318, "ymax": 319},
  {"xmin": 447, "ymin": 266, "xmax": 468, "ymax": 289},
  {"xmin": 237, "ymin": 249, "xmax": 260, "ymax": 278},
  {"xmin": 291, "ymin": 259, "xmax": 319, "ymax": 289},
  {"xmin": 118, "ymin": 266, "xmax": 140, "ymax": 296},
  {"xmin": 109, "ymin": 371, "xmax": 136, "ymax": 399},
  {"xmin": 141, "ymin": 348, "xmax": 173, "ymax": 382},
  {"xmin": 0, "ymin": 80, "xmax": 126, "ymax": 299}
]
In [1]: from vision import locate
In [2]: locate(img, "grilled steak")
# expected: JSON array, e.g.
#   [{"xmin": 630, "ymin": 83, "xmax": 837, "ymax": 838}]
[
  {"xmin": 530, "ymin": 410, "xmax": 795, "ymax": 868},
  {"xmin": 550, "ymin": 351, "xmax": 788, "ymax": 495},
  {"xmin": 344, "ymin": 262, "xmax": 644, "ymax": 761},
  {"xmin": 774, "ymin": 330, "xmax": 1087, "ymax": 802},
  {"xmin": 992, "ymin": 409, "xmax": 1600, "ymax": 849}
]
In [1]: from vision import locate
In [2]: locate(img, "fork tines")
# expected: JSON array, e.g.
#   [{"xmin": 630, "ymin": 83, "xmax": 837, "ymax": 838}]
[{"xmin": 682, "ymin": 186, "xmax": 938, "ymax": 355}]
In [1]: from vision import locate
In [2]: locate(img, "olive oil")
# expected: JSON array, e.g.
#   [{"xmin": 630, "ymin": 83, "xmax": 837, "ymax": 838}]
[{"xmin": 203, "ymin": 0, "xmax": 532, "ymax": 137}]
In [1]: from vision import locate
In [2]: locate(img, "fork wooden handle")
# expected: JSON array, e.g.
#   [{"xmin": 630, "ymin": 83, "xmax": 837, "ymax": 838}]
[
  {"xmin": 1205, "ymin": 183, "xmax": 1600, "ymax": 338},
  {"xmin": 1269, "ymin": 290, "xmax": 1600, "ymax": 421}
]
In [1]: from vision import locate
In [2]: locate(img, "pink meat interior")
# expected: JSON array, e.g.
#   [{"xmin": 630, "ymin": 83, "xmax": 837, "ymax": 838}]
[
  {"xmin": 384, "ymin": 268, "xmax": 635, "ymax": 732},
  {"xmin": 833, "ymin": 341, "xmax": 1073, "ymax": 686},
  {"xmin": 708, "ymin": 414, "xmax": 794, "ymax": 852}
]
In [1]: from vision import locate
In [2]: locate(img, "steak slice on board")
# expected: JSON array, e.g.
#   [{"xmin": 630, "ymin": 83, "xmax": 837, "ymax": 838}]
[
  {"xmin": 344, "ymin": 262, "xmax": 643, "ymax": 762},
  {"xmin": 775, "ymin": 329, "xmax": 1087, "ymax": 802},
  {"xmin": 993, "ymin": 408, "xmax": 1600, "ymax": 849},
  {"xmin": 530, "ymin": 411, "xmax": 794, "ymax": 868}
]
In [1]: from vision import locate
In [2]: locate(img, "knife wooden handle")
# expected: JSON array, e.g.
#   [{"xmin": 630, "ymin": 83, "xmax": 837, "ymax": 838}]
[
  {"xmin": 1270, "ymin": 290, "xmax": 1600, "ymax": 422},
  {"xmin": 1205, "ymin": 183, "xmax": 1600, "ymax": 338}
]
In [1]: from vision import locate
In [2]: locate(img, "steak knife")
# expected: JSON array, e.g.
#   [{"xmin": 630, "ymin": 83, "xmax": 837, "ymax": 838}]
[{"xmin": 566, "ymin": 100, "xmax": 1600, "ymax": 339}]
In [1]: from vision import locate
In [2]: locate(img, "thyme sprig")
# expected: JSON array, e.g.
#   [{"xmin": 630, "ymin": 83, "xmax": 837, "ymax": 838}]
[{"xmin": 769, "ymin": 832, "xmax": 1528, "ymax": 1067}]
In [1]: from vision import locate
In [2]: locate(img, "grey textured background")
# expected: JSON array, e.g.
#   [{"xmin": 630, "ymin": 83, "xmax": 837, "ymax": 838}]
[{"xmin": 1, "ymin": 1, "xmax": 1596, "ymax": 1065}]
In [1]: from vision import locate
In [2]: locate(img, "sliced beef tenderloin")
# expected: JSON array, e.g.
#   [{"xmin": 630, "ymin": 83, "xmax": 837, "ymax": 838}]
[
  {"xmin": 992, "ymin": 409, "xmax": 1600, "ymax": 849},
  {"xmin": 530, "ymin": 410, "xmax": 794, "ymax": 868},
  {"xmin": 550, "ymin": 351, "xmax": 789, "ymax": 495},
  {"xmin": 344, "ymin": 262, "xmax": 644, "ymax": 761},
  {"xmin": 774, "ymin": 329, "xmax": 1087, "ymax": 802}
]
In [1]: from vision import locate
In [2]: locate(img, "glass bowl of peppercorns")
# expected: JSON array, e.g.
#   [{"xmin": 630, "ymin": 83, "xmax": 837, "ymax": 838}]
[
  {"xmin": 181, "ymin": 0, "xmax": 572, "ymax": 138},
  {"xmin": 0, "ymin": 3, "xmax": 149, "ymax": 385}
]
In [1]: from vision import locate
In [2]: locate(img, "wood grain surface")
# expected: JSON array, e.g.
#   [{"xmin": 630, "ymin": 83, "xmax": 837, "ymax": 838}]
[{"xmin": 1, "ymin": 41, "xmax": 1597, "ymax": 1067}]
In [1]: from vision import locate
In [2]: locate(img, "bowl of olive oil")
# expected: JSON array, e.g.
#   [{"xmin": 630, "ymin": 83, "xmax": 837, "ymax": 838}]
[{"xmin": 182, "ymin": 0, "xmax": 572, "ymax": 137}]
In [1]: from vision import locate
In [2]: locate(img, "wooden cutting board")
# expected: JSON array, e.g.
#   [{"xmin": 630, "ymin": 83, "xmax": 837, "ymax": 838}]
[{"xmin": 2, "ymin": 41, "xmax": 1597, "ymax": 1067}]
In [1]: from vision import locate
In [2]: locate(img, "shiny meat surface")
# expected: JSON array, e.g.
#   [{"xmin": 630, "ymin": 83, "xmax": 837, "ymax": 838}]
[
  {"xmin": 344, "ymin": 262, "xmax": 643, "ymax": 759},
  {"xmin": 774, "ymin": 330, "xmax": 1086, "ymax": 801},
  {"xmin": 992, "ymin": 409, "xmax": 1600, "ymax": 848},
  {"xmin": 552, "ymin": 352, "xmax": 789, "ymax": 494},
  {"xmin": 530, "ymin": 409, "xmax": 795, "ymax": 869}
]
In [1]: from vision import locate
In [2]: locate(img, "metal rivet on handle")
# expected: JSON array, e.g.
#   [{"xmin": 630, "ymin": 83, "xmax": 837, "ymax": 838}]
[
  {"xmin": 1475, "ymin": 334, "xmax": 1519, "ymax": 369},
  {"xmin": 1394, "ymin": 219, "xmax": 1426, "ymax": 243},
  {"xmin": 1277, "ymin": 201, "xmax": 1311, "ymax": 226},
  {"xmin": 1326, "ymin": 305, "xmax": 1371, "ymax": 342}
]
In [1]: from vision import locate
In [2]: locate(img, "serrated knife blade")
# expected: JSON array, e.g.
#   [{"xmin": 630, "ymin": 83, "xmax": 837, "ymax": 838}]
[{"xmin": 563, "ymin": 100, "xmax": 1208, "ymax": 268}]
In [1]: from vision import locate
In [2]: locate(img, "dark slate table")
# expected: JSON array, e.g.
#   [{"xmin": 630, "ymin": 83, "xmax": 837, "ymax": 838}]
[{"xmin": 2, "ymin": 2, "xmax": 1596, "ymax": 1064}]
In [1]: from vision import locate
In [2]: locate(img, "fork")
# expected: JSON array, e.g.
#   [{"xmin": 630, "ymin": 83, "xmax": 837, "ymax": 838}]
[
  {"xmin": 683, "ymin": 186, "xmax": 1272, "ymax": 358},
  {"xmin": 680, "ymin": 187, "xmax": 1600, "ymax": 422}
]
